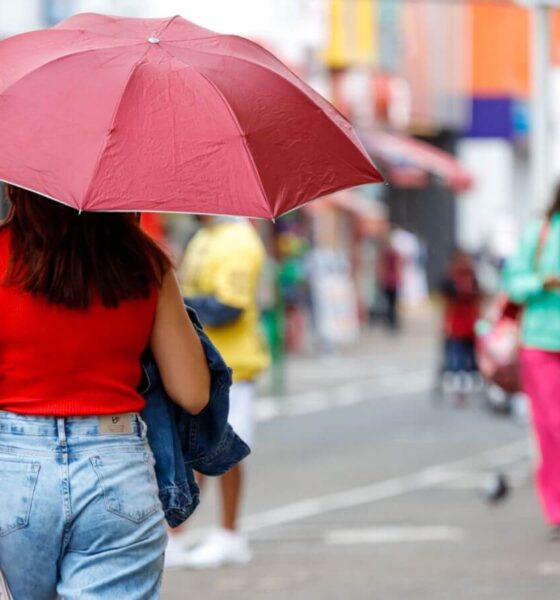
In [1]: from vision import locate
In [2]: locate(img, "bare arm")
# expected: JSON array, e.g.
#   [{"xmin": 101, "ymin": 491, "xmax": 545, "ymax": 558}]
[{"xmin": 150, "ymin": 270, "xmax": 211, "ymax": 415}]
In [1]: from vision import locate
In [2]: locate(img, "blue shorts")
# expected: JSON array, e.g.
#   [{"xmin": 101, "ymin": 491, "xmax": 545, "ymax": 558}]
[{"xmin": 0, "ymin": 410, "xmax": 167, "ymax": 600}]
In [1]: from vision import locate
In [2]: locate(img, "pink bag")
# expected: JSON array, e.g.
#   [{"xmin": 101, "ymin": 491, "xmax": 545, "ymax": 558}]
[
  {"xmin": 476, "ymin": 221, "xmax": 550, "ymax": 393},
  {"xmin": 476, "ymin": 294, "xmax": 522, "ymax": 392}
]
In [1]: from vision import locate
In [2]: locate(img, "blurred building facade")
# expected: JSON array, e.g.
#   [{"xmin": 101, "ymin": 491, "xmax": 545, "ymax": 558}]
[
  {"xmin": 320, "ymin": 1, "xmax": 560, "ymax": 273},
  {"xmin": 3, "ymin": 0, "xmax": 560, "ymax": 353},
  {"xmin": 322, "ymin": 0, "xmax": 470, "ymax": 289}
]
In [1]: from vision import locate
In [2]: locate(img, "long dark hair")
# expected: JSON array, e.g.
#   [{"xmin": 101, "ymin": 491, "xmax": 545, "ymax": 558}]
[
  {"xmin": 547, "ymin": 185, "xmax": 560, "ymax": 219},
  {"xmin": 2, "ymin": 185, "xmax": 171, "ymax": 309}
]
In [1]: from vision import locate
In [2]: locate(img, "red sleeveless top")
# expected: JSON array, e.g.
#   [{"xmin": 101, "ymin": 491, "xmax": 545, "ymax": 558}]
[{"xmin": 0, "ymin": 227, "xmax": 157, "ymax": 416}]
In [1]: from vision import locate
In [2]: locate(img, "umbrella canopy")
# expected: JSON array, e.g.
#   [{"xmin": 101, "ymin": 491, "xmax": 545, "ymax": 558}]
[{"xmin": 0, "ymin": 13, "xmax": 382, "ymax": 218}]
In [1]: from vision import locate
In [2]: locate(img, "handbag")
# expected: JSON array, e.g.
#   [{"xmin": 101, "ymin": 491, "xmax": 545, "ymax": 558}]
[
  {"xmin": 0, "ymin": 569, "xmax": 13, "ymax": 600},
  {"xmin": 476, "ymin": 220, "xmax": 550, "ymax": 393}
]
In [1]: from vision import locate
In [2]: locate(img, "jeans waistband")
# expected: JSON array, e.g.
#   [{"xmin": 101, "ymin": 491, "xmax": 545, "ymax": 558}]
[{"xmin": 0, "ymin": 410, "xmax": 144, "ymax": 440}]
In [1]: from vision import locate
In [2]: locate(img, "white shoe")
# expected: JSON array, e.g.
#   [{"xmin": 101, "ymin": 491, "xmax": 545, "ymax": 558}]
[
  {"xmin": 181, "ymin": 528, "xmax": 252, "ymax": 569},
  {"xmin": 164, "ymin": 533, "xmax": 191, "ymax": 569}
]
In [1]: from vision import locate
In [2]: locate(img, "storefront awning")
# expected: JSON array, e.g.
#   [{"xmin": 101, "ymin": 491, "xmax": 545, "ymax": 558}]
[
  {"xmin": 305, "ymin": 190, "xmax": 388, "ymax": 237},
  {"xmin": 358, "ymin": 129, "xmax": 473, "ymax": 193}
]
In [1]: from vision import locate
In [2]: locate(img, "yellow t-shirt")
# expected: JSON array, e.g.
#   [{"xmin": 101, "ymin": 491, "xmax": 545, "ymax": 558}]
[{"xmin": 179, "ymin": 220, "xmax": 270, "ymax": 382}]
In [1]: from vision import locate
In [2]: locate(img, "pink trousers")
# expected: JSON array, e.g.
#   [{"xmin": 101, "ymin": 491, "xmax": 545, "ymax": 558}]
[{"xmin": 521, "ymin": 348, "xmax": 560, "ymax": 524}]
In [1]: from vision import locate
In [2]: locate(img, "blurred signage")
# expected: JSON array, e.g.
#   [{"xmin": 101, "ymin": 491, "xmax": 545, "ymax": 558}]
[
  {"xmin": 516, "ymin": 1, "xmax": 560, "ymax": 6},
  {"xmin": 336, "ymin": 70, "xmax": 410, "ymax": 129},
  {"xmin": 44, "ymin": 0, "xmax": 73, "ymax": 26},
  {"xmin": 324, "ymin": 0, "xmax": 377, "ymax": 69},
  {"xmin": 308, "ymin": 249, "xmax": 360, "ymax": 347},
  {"xmin": 402, "ymin": 2, "xmax": 471, "ymax": 131},
  {"xmin": 372, "ymin": 73, "xmax": 411, "ymax": 130},
  {"xmin": 378, "ymin": 2, "xmax": 402, "ymax": 72}
]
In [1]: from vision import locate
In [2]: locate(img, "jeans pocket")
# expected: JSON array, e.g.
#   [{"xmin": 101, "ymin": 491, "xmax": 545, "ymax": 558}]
[
  {"xmin": 0, "ymin": 456, "xmax": 40, "ymax": 536},
  {"xmin": 90, "ymin": 450, "xmax": 161, "ymax": 523}
]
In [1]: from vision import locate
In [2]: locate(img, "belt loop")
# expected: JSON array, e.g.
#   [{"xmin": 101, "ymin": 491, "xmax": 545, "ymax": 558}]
[
  {"xmin": 57, "ymin": 418, "xmax": 67, "ymax": 444},
  {"xmin": 137, "ymin": 414, "xmax": 147, "ymax": 439}
]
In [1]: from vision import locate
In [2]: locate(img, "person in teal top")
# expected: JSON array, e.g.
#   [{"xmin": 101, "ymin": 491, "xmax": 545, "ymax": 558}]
[
  {"xmin": 503, "ymin": 187, "xmax": 560, "ymax": 535},
  {"xmin": 503, "ymin": 216, "xmax": 560, "ymax": 351}
]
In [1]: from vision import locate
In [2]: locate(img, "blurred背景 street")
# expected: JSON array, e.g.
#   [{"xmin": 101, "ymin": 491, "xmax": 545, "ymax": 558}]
[
  {"xmin": 2, "ymin": 1, "xmax": 560, "ymax": 599},
  {"xmin": 162, "ymin": 308, "xmax": 555, "ymax": 600}
]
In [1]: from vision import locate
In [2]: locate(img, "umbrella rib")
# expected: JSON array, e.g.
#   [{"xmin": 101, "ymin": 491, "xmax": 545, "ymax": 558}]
[
  {"xmin": 81, "ymin": 46, "xmax": 153, "ymax": 211},
  {"xmin": 195, "ymin": 71, "xmax": 272, "ymax": 216},
  {"xmin": 164, "ymin": 39, "xmax": 372, "ymax": 164},
  {"xmin": 155, "ymin": 14, "xmax": 181, "ymax": 38},
  {"xmin": 161, "ymin": 47, "xmax": 272, "ymax": 217},
  {"xmin": 0, "ymin": 177, "xmax": 80, "ymax": 212}
]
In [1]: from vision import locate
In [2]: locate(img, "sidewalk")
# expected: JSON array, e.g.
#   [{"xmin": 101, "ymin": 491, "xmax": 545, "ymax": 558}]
[
  {"xmin": 162, "ymin": 299, "xmax": 542, "ymax": 600},
  {"xmin": 259, "ymin": 304, "xmax": 440, "ymax": 399}
]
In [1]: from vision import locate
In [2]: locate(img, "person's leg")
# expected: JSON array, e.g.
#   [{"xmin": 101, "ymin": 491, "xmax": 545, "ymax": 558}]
[
  {"xmin": 178, "ymin": 381, "xmax": 255, "ymax": 568},
  {"xmin": 521, "ymin": 349, "xmax": 560, "ymax": 524},
  {"xmin": 220, "ymin": 380, "xmax": 254, "ymax": 531},
  {"xmin": 0, "ymin": 413, "xmax": 62, "ymax": 600},
  {"xmin": 385, "ymin": 288, "xmax": 399, "ymax": 330},
  {"xmin": 220, "ymin": 464, "xmax": 243, "ymax": 531}
]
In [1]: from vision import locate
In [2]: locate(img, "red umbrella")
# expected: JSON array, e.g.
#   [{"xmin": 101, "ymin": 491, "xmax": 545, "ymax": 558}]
[{"xmin": 0, "ymin": 13, "xmax": 382, "ymax": 218}]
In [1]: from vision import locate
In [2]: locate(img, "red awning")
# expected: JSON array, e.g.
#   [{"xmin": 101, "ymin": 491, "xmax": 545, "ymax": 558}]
[
  {"xmin": 359, "ymin": 129, "xmax": 473, "ymax": 193},
  {"xmin": 304, "ymin": 191, "xmax": 388, "ymax": 237}
]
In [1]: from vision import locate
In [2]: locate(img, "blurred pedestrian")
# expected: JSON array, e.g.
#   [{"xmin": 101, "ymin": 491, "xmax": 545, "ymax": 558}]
[
  {"xmin": 438, "ymin": 249, "xmax": 481, "ymax": 399},
  {"xmin": 391, "ymin": 227, "xmax": 429, "ymax": 308},
  {"xmin": 0, "ymin": 185, "xmax": 210, "ymax": 599},
  {"xmin": 502, "ymin": 185, "xmax": 560, "ymax": 536},
  {"xmin": 376, "ymin": 236, "xmax": 402, "ymax": 331},
  {"xmin": 167, "ymin": 216, "xmax": 270, "ymax": 568}
]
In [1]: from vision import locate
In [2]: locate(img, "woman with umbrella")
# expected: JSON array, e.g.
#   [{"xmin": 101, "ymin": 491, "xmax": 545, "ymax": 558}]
[
  {"xmin": 0, "ymin": 185, "xmax": 211, "ymax": 598},
  {"xmin": 0, "ymin": 13, "xmax": 381, "ymax": 598}
]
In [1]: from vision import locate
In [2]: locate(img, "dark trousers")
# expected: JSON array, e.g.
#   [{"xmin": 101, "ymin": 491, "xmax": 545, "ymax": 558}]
[
  {"xmin": 442, "ymin": 338, "xmax": 477, "ymax": 373},
  {"xmin": 383, "ymin": 287, "xmax": 399, "ymax": 330}
]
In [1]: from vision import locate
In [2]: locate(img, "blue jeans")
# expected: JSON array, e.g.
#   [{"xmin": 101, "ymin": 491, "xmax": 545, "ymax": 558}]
[{"xmin": 0, "ymin": 411, "xmax": 167, "ymax": 600}]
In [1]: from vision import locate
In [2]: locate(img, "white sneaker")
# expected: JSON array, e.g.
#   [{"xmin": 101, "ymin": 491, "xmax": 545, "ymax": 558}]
[
  {"xmin": 181, "ymin": 528, "xmax": 252, "ymax": 569},
  {"xmin": 164, "ymin": 533, "xmax": 191, "ymax": 569}
]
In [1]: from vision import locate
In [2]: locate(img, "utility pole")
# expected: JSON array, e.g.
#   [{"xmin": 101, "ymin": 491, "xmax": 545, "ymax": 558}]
[
  {"xmin": 530, "ymin": 1, "xmax": 553, "ymax": 210},
  {"xmin": 519, "ymin": 0, "xmax": 560, "ymax": 210}
]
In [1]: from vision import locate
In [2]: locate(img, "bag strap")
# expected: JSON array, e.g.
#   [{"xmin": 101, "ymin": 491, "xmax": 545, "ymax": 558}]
[{"xmin": 534, "ymin": 219, "xmax": 550, "ymax": 267}]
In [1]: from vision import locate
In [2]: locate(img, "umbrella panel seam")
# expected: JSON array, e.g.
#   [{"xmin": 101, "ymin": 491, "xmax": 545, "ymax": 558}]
[
  {"xmin": 81, "ymin": 45, "xmax": 153, "ymax": 210},
  {"xmin": 154, "ymin": 15, "xmax": 180, "ymax": 39},
  {"xmin": 163, "ymin": 39, "xmax": 372, "ymax": 165},
  {"xmin": 158, "ymin": 45, "xmax": 272, "ymax": 218}
]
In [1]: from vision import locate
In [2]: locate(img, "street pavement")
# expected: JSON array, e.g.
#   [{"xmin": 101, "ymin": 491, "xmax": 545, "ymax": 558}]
[{"xmin": 162, "ymin": 308, "xmax": 558, "ymax": 600}]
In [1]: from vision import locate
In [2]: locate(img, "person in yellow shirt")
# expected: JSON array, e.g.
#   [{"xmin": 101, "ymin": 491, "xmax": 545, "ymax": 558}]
[{"xmin": 167, "ymin": 216, "xmax": 270, "ymax": 569}]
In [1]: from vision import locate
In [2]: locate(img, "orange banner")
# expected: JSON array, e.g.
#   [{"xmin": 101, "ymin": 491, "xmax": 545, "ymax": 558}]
[{"xmin": 470, "ymin": 4, "xmax": 530, "ymax": 96}]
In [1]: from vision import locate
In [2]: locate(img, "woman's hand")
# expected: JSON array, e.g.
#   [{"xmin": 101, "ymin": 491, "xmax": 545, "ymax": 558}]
[{"xmin": 150, "ymin": 270, "xmax": 211, "ymax": 415}]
